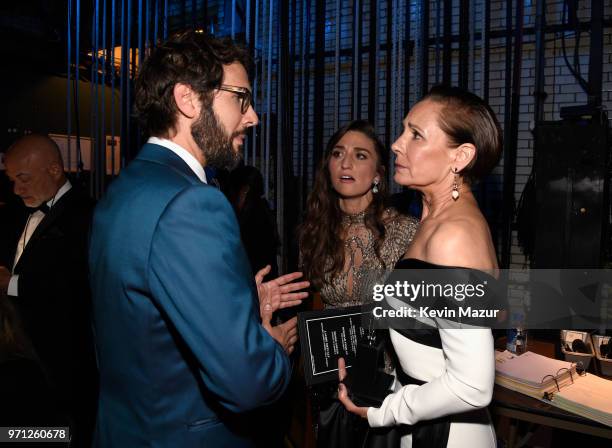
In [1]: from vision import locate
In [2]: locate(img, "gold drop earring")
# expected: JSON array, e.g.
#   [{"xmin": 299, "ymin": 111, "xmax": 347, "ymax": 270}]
[{"xmin": 451, "ymin": 168, "xmax": 459, "ymax": 200}]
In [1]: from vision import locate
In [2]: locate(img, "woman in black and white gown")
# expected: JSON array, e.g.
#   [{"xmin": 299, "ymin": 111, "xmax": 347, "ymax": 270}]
[{"xmin": 338, "ymin": 86, "xmax": 503, "ymax": 448}]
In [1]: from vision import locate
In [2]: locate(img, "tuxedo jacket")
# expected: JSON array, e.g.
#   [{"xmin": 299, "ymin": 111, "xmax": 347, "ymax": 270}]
[
  {"xmin": 6, "ymin": 186, "xmax": 97, "ymax": 389},
  {"xmin": 88, "ymin": 144, "xmax": 290, "ymax": 448}
]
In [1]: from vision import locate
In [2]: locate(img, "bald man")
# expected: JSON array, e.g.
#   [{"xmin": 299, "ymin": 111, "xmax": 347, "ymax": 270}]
[{"xmin": 0, "ymin": 134, "xmax": 97, "ymax": 445}]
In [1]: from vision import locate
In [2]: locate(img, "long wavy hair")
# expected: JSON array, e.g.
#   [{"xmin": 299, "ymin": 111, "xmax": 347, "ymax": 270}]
[{"xmin": 299, "ymin": 120, "xmax": 389, "ymax": 290}]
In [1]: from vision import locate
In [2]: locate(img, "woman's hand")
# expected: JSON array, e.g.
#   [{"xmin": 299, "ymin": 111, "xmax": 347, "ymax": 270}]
[
  {"xmin": 337, "ymin": 357, "xmax": 369, "ymax": 419},
  {"xmin": 255, "ymin": 265, "xmax": 310, "ymax": 316}
]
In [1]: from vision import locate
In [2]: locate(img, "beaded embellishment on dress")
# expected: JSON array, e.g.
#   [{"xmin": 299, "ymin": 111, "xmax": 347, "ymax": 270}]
[{"xmin": 319, "ymin": 208, "xmax": 418, "ymax": 309}]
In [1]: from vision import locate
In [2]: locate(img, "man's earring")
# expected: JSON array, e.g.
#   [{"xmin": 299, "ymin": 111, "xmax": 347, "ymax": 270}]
[
  {"xmin": 451, "ymin": 168, "xmax": 459, "ymax": 200},
  {"xmin": 372, "ymin": 179, "xmax": 380, "ymax": 194}
]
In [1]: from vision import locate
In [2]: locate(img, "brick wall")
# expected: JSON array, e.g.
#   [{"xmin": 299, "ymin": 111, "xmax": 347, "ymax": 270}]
[
  {"xmin": 180, "ymin": 0, "xmax": 610, "ymax": 266},
  {"xmin": 248, "ymin": 0, "xmax": 612, "ymax": 266}
]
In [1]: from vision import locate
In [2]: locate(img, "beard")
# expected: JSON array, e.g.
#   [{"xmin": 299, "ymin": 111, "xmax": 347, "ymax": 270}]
[{"xmin": 191, "ymin": 105, "xmax": 244, "ymax": 170}]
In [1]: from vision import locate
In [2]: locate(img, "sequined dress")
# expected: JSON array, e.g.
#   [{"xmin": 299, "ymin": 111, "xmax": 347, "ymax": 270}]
[
  {"xmin": 309, "ymin": 208, "xmax": 418, "ymax": 448},
  {"xmin": 320, "ymin": 208, "xmax": 418, "ymax": 308}
]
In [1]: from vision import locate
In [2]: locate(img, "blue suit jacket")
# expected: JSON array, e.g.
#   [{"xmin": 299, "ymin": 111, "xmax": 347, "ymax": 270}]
[{"xmin": 89, "ymin": 144, "xmax": 290, "ymax": 447}]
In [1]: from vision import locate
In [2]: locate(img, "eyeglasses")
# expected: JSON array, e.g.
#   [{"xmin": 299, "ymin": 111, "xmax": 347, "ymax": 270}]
[{"xmin": 218, "ymin": 84, "xmax": 253, "ymax": 114}]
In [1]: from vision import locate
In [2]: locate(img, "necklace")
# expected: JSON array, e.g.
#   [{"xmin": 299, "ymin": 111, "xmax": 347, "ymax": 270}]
[{"xmin": 341, "ymin": 209, "xmax": 367, "ymax": 225}]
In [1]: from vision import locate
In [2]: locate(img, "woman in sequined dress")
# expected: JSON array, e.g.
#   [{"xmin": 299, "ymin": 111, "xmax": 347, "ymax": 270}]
[
  {"xmin": 299, "ymin": 120, "xmax": 418, "ymax": 310},
  {"xmin": 338, "ymin": 87, "xmax": 502, "ymax": 448},
  {"xmin": 299, "ymin": 120, "xmax": 418, "ymax": 448}
]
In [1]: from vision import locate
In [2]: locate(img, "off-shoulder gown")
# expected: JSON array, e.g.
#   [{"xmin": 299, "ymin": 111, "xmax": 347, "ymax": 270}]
[{"xmin": 367, "ymin": 259, "xmax": 497, "ymax": 448}]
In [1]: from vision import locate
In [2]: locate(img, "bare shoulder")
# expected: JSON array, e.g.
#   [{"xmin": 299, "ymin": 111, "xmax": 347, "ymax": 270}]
[{"xmin": 424, "ymin": 215, "xmax": 496, "ymax": 270}]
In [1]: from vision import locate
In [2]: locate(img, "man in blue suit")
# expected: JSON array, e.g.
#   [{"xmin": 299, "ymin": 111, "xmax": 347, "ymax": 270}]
[{"xmin": 89, "ymin": 31, "xmax": 307, "ymax": 447}]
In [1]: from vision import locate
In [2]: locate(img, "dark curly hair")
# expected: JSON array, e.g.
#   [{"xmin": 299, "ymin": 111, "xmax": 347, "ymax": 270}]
[
  {"xmin": 299, "ymin": 120, "xmax": 389, "ymax": 291},
  {"xmin": 134, "ymin": 30, "xmax": 250, "ymax": 137}
]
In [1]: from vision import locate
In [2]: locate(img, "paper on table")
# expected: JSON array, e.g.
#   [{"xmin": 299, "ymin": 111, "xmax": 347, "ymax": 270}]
[
  {"xmin": 495, "ymin": 350, "xmax": 612, "ymax": 426},
  {"xmin": 495, "ymin": 351, "xmax": 574, "ymax": 388},
  {"xmin": 554, "ymin": 373, "xmax": 612, "ymax": 427}
]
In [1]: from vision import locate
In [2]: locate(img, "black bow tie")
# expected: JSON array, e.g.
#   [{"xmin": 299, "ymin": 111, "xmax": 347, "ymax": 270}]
[{"xmin": 26, "ymin": 203, "xmax": 50, "ymax": 215}]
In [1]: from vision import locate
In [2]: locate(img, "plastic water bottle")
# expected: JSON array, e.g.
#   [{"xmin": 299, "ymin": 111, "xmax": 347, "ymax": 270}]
[
  {"xmin": 515, "ymin": 327, "xmax": 527, "ymax": 355},
  {"xmin": 507, "ymin": 328, "xmax": 518, "ymax": 353},
  {"xmin": 507, "ymin": 306, "xmax": 528, "ymax": 354}
]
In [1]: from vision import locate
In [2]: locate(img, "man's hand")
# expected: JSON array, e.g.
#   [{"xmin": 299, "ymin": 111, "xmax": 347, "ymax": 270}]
[
  {"xmin": 0, "ymin": 266, "xmax": 11, "ymax": 295},
  {"xmin": 337, "ymin": 357, "xmax": 369, "ymax": 419},
  {"xmin": 262, "ymin": 315, "xmax": 299, "ymax": 355},
  {"xmin": 255, "ymin": 265, "xmax": 310, "ymax": 316}
]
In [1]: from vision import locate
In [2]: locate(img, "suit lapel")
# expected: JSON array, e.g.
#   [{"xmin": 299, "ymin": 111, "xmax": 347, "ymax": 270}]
[{"xmin": 14, "ymin": 188, "xmax": 75, "ymax": 272}]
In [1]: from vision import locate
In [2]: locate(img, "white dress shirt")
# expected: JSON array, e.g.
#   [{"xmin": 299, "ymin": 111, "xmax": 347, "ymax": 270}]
[
  {"xmin": 148, "ymin": 137, "xmax": 208, "ymax": 184},
  {"xmin": 8, "ymin": 180, "xmax": 72, "ymax": 297}
]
